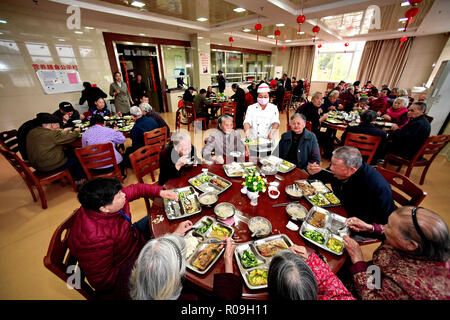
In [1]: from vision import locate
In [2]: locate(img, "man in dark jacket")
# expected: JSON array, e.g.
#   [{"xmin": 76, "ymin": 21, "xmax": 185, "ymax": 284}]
[
  {"xmin": 282, "ymin": 73, "xmax": 292, "ymax": 91},
  {"xmin": 274, "ymin": 82, "xmax": 285, "ymax": 111},
  {"xmin": 231, "ymin": 83, "xmax": 247, "ymax": 129},
  {"xmin": 53, "ymin": 102, "xmax": 84, "ymax": 128},
  {"xmin": 386, "ymin": 102, "xmax": 431, "ymax": 159},
  {"xmin": 307, "ymin": 146, "xmax": 396, "ymax": 225},
  {"xmin": 79, "ymin": 82, "xmax": 107, "ymax": 112},
  {"xmin": 128, "ymin": 106, "xmax": 158, "ymax": 153},
  {"xmin": 183, "ymin": 86, "xmax": 195, "ymax": 102},
  {"xmin": 131, "ymin": 73, "xmax": 148, "ymax": 105},
  {"xmin": 217, "ymin": 70, "xmax": 226, "ymax": 93},
  {"xmin": 273, "ymin": 113, "xmax": 321, "ymax": 171}
]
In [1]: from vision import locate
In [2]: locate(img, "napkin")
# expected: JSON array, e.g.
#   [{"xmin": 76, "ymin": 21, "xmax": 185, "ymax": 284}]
[
  {"xmin": 286, "ymin": 221, "xmax": 299, "ymax": 231},
  {"xmin": 217, "ymin": 216, "xmax": 235, "ymax": 226}
]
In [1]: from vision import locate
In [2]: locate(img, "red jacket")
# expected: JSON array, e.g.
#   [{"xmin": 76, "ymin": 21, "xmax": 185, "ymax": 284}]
[
  {"xmin": 68, "ymin": 183, "xmax": 163, "ymax": 296},
  {"xmin": 369, "ymin": 96, "xmax": 389, "ymax": 115}
]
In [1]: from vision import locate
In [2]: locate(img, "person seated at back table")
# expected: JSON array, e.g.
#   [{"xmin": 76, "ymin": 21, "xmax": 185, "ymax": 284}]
[
  {"xmin": 369, "ymin": 87, "xmax": 390, "ymax": 116},
  {"xmin": 273, "ymin": 113, "xmax": 320, "ymax": 171},
  {"xmin": 341, "ymin": 110, "xmax": 387, "ymax": 164},
  {"xmin": 85, "ymin": 96, "xmax": 111, "ymax": 119},
  {"xmin": 158, "ymin": 131, "xmax": 201, "ymax": 186},
  {"xmin": 386, "ymin": 102, "xmax": 431, "ymax": 160},
  {"xmin": 193, "ymin": 88, "xmax": 213, "ymax": 127},
  {"xmin": 26, "ymin": 113, "xmax": 84, "ymax": 183},
  {"xmin": 307, "ymin": 146, "xmax": 396, "ymax": 225},
  {"xmin": 53, "ymin": 101, "xmax": 84, "ymax": 128},
  {"xmin": 339, "ymin": 86, "xmax": 357, "ymax": 112},
  {"xmin": 79, "ymin": 81, "xmax": 107, "ymax": 113},
  {"xmin": 321, "ymin": 90, "xmax": 342, "ymax": 113},
  {"xmin": 354, "ymin": 96, "xmax": 369, "ymax": 113},
  {"xmin": 273, "ymin": 82, "xmax": 285, "ymax": 112},
  {"xmin": 202, "ymin": 115, "xmax": 246, "ymax": 164},
  {"xmin": 206, "ymin": 85, "xmax": 216, "ymax": 98},
  {"xmin": 215, "ymin": 240, "xmax": 355, "ymax": 300},
  {"xmin": 343, "ymin": 206, "xmax": 450, "ymax": 300},
  {"xmin": 127, "ymin": 106, "xmax": 158, "ymax": 154},
  {"xmin": 182, "ymin": 86, "xmax": 195, "ymax": 103},
  {"xmin": 387, "ymin": 87, "xmax": 398, "ymax": 100},
  {"xmin": 81, "ymin": 114, "xmax": 127, "ymax": 178},
  {"xmin": 67, "ymin": 177, "xmax": 185, "ymax": 300},
  {"xmin": 139, "ymin": 102, "xmax": 170, "ymax": 138},
  {"xmin": 383, "ymin": 97, "xmax": 410, "ymax": 128}
]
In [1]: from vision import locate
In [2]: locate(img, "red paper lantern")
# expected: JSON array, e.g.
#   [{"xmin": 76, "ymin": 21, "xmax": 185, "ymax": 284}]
[
  {"xmin": 296, "ymin": 14, "xmax": 306, "ymax": 33},
  {"xmin": 344, "ymin": 42, "xmax": 349, "ymax": 53},
  {"xmin": 399, "ymin": 36, "xmax": 408, "ymax": 50},
  {"xmin": 255, "ymin": 23, "xmax": 262, "ymax": 42},
  {"xmin": 404, "ymin": 7, "xmax": 419, "ymax": 32},
  {"xmin": 229, "ymin": 36, "xmax": 234, "ymax": 48},
  {"xmin": 312, "ymin": 25, "xmax": 320, "ymax": 42},
  {"xmin": 317, "ymin": 43, "xmax": 322, "ymax": 54},
  {"xmin": 282, "ymin": 46, "xmax": 286, "ymax": 54},
  {"xmin": 408, "ymin": 0, "xmax": 422, "ymax": 6},
  {"xmin": 274, "ymin": 29, "xmax": 281, "ymax": 46}
]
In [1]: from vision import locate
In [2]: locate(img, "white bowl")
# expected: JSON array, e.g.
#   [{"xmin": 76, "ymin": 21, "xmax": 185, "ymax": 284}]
[{"xmin": 268, "ymin": 186, "xmax": 280, "ymax": 199}]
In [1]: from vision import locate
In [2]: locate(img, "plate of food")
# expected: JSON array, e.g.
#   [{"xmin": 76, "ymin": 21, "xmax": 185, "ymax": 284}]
[
  {"xmin": 188, "ymin": 172, "xmax": 232, "ymax": 195},
  {"xmin": 163, "ymin": 186, "xmax": 202, "ymax": 220},
  {"xmin": 294, "ymin": 180, "xmax": 315, "ymax": 197}
]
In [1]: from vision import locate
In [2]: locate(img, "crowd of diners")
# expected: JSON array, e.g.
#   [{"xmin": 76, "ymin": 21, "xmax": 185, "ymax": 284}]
[{"xmin": 14, "ymin": 72, "xmax": 448, "ymax": 300}]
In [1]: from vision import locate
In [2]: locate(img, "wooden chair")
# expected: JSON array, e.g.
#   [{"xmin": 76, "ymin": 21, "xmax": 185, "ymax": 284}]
[
  {"xmin": 424, "ymin": 114, "xmax": 434, "ymax": 124},
  {"xmin": 43, "ymin": 210, "xmax": 96, "ymax": 300},
  {"xmin": 74, "ymin": 143, "xmax": 124, "ymax": 183},
  {"xmin": 376, "ymin": 167, "xmax": 426, "ymax": 207},
  {"xmin": 344, "ymin": 133, "xmax": 382, "ymax": 165},
  {"xmin": 221, "ymin": 102, "xmax": 237, "ymax": 129},
  {"xmin": 0, "ymin": 148, "xmax": 77, "ymax": 209},
  {"xmin": 144, "ymin": 126, "xmax": 167, "ymax": 152},
  {"xmin": 384, "ymin": 134, "xmax": 450, "ymax": 185},
  {"xmin": 184, "ymin": 101, "xmax": 207, "ymax": 131},
  {"xmin": 306, "ymin": 121, "xmax": 312, "ymax": 132},
  {"xmin": 129, "ymin": 145, "xmax": 161, "ymax": 213},
  {"xmin": 0, "ymin": 129, "xmax": 19, "ymax": 153},
  {"xmin": 281, "ymin": 91, "xmax": 293, "ymax": 113}
]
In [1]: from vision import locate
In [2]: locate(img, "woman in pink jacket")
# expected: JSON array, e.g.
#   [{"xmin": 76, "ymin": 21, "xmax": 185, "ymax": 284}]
[{"xmin": 383, "ymin": 97, "xmax": 409, "ymax": 128}]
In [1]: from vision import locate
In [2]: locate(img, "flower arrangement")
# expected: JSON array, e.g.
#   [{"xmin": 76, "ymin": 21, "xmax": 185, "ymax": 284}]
[{"xmin": 242, "ymin": 171, "xmax": 267, "ymax": 193}]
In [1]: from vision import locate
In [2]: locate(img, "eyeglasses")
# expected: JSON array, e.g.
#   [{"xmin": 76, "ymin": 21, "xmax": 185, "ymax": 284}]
[{"xmin": 411, "ymin": 206, "xmax": 428, "ymax": 244}]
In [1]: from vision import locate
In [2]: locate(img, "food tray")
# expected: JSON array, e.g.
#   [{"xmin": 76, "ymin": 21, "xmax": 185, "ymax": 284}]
[
  {"xmin": 325, "ymin": 118, "xmax": 345, "ymax": 124},
  {"xmin": 188, "ymin": 172, "xmax": 232, "ymax": 195},
  {"xmin": 299, "ymin": 206, "xmax": 349, "ymax": 256},
  {"xmin": 186, "ymin": 216, "xmax": 235, "ymax": 275},
  {"xmin": 259, "ymin": 156, "xmax": 296, "ymax": 174},
  {"xmin": 223, "ymin": 162, "xmax": 259, "ymax": 178},
  {"xmin": 163, "ymin": 186, "xmax": 202, "ymax": 220},
  {"xmin": 242, "ymin": 137, "xmax": 272, "ymax": 146},
  {"xmin": 305, "ymin": 180, "xmax": 341, "ymax": 208},
  {"xmin": 234, "ymin": 234, "xmax": 293, "ymax": 290}
]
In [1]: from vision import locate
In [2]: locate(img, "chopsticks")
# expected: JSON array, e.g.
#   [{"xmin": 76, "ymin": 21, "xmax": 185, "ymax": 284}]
[
  {"xmin": 203, "ymin": 239, "xmax": 241, "ymax": 245},
  {"xmin": 272, "ymin": 201, "xmax": 300, "ymax": 208}
]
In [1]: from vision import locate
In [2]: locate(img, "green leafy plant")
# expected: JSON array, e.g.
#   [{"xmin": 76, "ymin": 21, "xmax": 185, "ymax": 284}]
[{"xmin": 242, "ymin": 172, "xmax": 267, "ymax": 192}]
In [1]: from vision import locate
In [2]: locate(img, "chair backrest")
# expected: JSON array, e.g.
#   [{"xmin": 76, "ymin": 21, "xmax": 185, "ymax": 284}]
[
  {"xmin": 175, "ymin": 108, "xmax": 182, "ymax": 131},
  {"xmin": 0, "ymin": 129, "xmax": 19, "ymax": 153},
  {"xmin": 129, "ymin": 144, "xmax": 161, "ymax": 184},
  {"xmin": 221, "ymin": 103, "xmax": 237, "ymax": 128},
  {"xmin": 376, "ymin": 167, "xmax": 426, "ymax": 206},
  {"xmin": 424, "ymin": 113, "xmax": 434, "ymax": 124},
  {"xmin": 0, "ymin": 147, "xmax": 37, "ymax": 186},
  {"xmin": 184, "ymin": 101, "xmax": 196, "ymax": 122},
  {"xmin": 177, "ymin": 99, "xmax": 184, "ymax": 109},
  {"xmin": 43, "ymin": 210, "xmax": 96, "ymax": 300},
  {"xmin": 411, "ymin": 134, "xmax": 450, "ymax": 163},
  {"xmin": 74, "ymin": 143, "xmax": 122, "ymax": 182},
  {"xmin": 344, "ymin": 132, "xmax": 382, "ymax": 164},
  {"xmin": 144, "ymin": 127, "xmax": 167, "ymax": 151},
  {"xmin": 305, "ymin": 121, "xmax": 312, "ymax": 132}
]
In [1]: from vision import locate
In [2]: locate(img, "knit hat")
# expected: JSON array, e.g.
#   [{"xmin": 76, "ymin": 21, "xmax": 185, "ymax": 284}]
[
  {"xmin": 37, "ymin": 113, "xmax": 60, "ymax": 125},
  {"xmin": 257, "ymin": 83, "xmax": 270, "ymax": 93},
  {"xmin": 59, "ymin": 101, "xmax": 74, "ymax": 112}
]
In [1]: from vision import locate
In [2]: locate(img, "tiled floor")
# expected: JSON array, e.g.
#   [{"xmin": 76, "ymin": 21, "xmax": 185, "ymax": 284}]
[{"xmin": 0, "ymin": 111, "xmax": 448, "ymax": 299}]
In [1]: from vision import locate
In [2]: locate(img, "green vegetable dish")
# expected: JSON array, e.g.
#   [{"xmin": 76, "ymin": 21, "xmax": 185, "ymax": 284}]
[
  {"xmin": 303, "ymin": 230, "xmax": 326, "ymax": 245},
  {"xmin": 191, "ymin": 179, "xmax": 202, "ymax": 187},
  {"xmin": 323, "ymin": 193, "xmax": 340, "ymax": 205},
  {"xmin": 194, "ymin": 220, "xmax": 212, "ymax": 234},
  {"xmin": 239, "ymin": 250, "xmax": 261, "ymax": 269},
  {"xmin": 309, "ymin": 195, "xmax": 329, "ymax": 206},
  {"xmin": 199, "ymin": 175, "xmax": 211, "ymax": 183}
]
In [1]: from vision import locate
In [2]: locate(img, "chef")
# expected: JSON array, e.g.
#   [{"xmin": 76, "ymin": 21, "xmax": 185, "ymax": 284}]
[{"xmin": 243, "ymin": 83, "xmax": 280, "ymax": 140}]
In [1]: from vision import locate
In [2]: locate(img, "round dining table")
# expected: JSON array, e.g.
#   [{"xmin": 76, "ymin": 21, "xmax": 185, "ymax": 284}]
[{"xmin": 150, "ymin": 163, "xmax": 350, "ymax": 300}]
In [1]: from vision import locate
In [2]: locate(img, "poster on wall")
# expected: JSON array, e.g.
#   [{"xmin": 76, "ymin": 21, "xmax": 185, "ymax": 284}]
[
  {"xmin": 33, "ymin": 64, "xmax": 83, "ymax": 94},
  {"xmin": 274, "ymin": 66, "xmax": 283, "ymax": 79},
  {"xmin": 199, "ymin": 52, "xmax": 210, "ymax": 74}
]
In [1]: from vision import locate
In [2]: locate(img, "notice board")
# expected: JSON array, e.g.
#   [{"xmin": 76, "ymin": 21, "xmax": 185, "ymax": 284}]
[{"xmin": 33, "ymin": 64, "xmax": 83, "ymax": 94}]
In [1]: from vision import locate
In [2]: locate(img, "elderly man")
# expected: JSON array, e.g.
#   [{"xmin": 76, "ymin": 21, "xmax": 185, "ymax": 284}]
[
  {"xmin": 202, "ymin": 115, "xmax": 246, "ymax": 164},
  {"xmin": 273, "ymin": 113, "xmax": 320, "ymax": 171},
  {"xmin": 53, "ymin": 101, "xmax": 84, "ymax": 128},
  {"xmin": 243, "ymin": 82, "xmax": 280, "ymax": 141},
  {"xmin": 386, "ymin": 102, "xmax": 431, "ymax": 159},
  {"xmin": 139, "ymin": 101, "xmax": 170, "ymax": 138},
  {"xmin": 128, "ymin": 106, "xmax": 158, "ymax": 153},
  {"xmin": 79, "ymin": 82, "xmax": 107, "ymax": 113},
  {"xmin": 26, "ymin": 113, "xmax": 84, "ymax": 182},
  {"xmin": 193, "ymin": 88, "xmax": 214, "ymax": 127},
  {"xmin": 308, "ymin": 146, "xmax": 396, "ymax": 224}
]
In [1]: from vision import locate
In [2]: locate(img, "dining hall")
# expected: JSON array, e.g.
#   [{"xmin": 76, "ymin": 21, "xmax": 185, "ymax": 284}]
[{"xmin": 0, "ymin": 0, "xmax": 449, "ymax": 304}]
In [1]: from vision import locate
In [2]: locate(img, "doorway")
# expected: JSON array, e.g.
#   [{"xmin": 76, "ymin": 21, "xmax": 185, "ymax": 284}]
[{"xmin": 115, "ymin": 43, "xmax": 164, "ymax": 112}]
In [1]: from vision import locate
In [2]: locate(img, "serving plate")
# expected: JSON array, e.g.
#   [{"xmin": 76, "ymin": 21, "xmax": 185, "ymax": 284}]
[
  {"xmin": 303, "ymin": 180, "xmax": 341, "ymax": 208},
  {"xmin": 223, "ymin": 162, "xmax": 259, "ymax": 178},
  {"xmin": 188, "ymin": 172, "xmax": 232, "ymax": 195},
  {"xmin": 259, "ymin": 155, "xmax": 296, "ymax": 174},
  {"xmin": 163, "ymin": 186, "xmax": 202, "ymax": 220}
]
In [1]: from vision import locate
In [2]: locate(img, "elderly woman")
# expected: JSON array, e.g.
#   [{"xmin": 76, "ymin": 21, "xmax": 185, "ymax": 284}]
[
  {"xmin": 343, "ymin": 206, "xmax": 450, "ymax": 300},
  {"xmin": 339, "ymin": 86, "xmax": 357, "ymax": 112},
  {"xmin": 86, "ymin": 96, "xmax": 111, "ymax": 119},
  {"xmin": 217, "ymin": 240, "xmax": 354, "ymax": 300},
  {"xmin": 321, "ymin": 90, "xmax": 342, "ymax": 113},
  {"xmin": 273, "ymin": 113, "xmax": 320, "ymax": 171},
  {"xmin": 139, "ymin": 102, "xmax": 170, "ymax": 138},
  {"xmin": 354, "ymin": 96, "xmax": 370, "ymax": 113},
  {"xmin": 202, "ymin": 115, "xmax": 246, "ymax": 164},
  {"xmin": 158, "ymin": 131, "xmax": 201, "ymax": 186},
  {"xmin": 383, "ymin": 97, "xmax": 410, "ymax": 128},
  {"xmin": 109, "ymin": 71, "xmax": 133, "ymax": 115}
]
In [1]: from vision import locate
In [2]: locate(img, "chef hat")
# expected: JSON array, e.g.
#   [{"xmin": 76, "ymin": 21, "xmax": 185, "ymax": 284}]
[{"xmin": 257, "ymin": 83, "xmax": 270, "ymax": 93}]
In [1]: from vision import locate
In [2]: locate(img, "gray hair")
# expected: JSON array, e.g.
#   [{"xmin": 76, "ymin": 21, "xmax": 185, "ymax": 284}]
[
  {"xmin": 139, "ymin": 102, "xmax": 153, "ymax": 113},
  {"xmin": 328, "ymin": 90, "xmax": 339, "ymax": 98},
  {"xmin": 290, "ymin": 112, "xmax": 306, "ymax": 123},
  {"xmin": 397, "ymin": 88, "xmax": 408, "ymax": 97},
  {"xmin": 218, "ymin": 114, "xmax": 234, "ymax": 127},
  {"xmin": 413, "ymin": 101, "xmax": 427, "ymax": 112},
  {"xmin": 347, "ymin": 85, "xmax": 354, "ymax": 91},
  {"xmin": 394, "ymin": 97, "xmax": 409, "ymax": 108},
  {"xmin": 171, "ymin": 131, "xmax": 191, "ymax": 147},
  {"xmin": 130, "ymin": 106, "xmax": 142, "ymax": 117},
  {"xmin": 311, "ymin": 91, "xmax": 323, "ymax": 100},
  {"xmin": 129, "ymin": 234, "xmax": 186, "ymax": 300},
  {"xmin": 268, "ymin": 251, "xmax": 318, "ymax": 300},
  {"xmin": 332, "ymin": 146, "xmax": 362, "ymax": 169}
]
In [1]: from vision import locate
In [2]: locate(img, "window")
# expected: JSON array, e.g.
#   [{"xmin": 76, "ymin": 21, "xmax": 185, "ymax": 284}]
[
  {"xmin": 311, "ymin": 41, "xmax": 365, "ymax": 82},
  {"xmin": 161, "ymin": 45, "xmax": 192, "ymax": 89}
]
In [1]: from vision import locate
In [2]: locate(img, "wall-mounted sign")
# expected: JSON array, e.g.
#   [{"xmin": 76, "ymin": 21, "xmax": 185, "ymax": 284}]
[
  {"xmin": 33, "ymin": 64, "xmax": 83, "ymax": 94},
  {"xmin": 199, "ymin": 52, "xmax": 210, "ymax": 74}
]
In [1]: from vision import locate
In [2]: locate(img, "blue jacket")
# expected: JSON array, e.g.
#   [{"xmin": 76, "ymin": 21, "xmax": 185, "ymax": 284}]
[
  {"xmin": 130, "ymin": 116, "xmax": 158, "ymax": 150},
  {"xmin": 273, "ymin": 129, "xmax": 321, "ymax": 170},
  {"xmin": 310, "ymin": 162, "xmax": 396, "ymax": 224}
]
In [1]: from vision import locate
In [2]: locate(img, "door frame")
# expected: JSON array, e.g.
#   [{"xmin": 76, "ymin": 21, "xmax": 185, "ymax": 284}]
[{"xmin": 103, "ymin": 32, "xmax": 190, "ymax": 113}]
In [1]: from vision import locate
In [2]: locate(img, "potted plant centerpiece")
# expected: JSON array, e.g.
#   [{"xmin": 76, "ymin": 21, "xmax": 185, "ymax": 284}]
[{"xmin": 241, "ymin": 171, "xmax": 267, "ymax": 206}]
